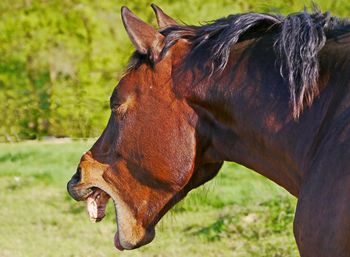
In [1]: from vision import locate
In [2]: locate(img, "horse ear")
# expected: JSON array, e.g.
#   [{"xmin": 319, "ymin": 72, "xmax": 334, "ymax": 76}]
[
  {"xmin": 121, "ymin": 6, "xmax": 164, "ymax": 63},
  {"xmin": 151, "ymin": 4, "xmax": 178, "ymax": 29}
]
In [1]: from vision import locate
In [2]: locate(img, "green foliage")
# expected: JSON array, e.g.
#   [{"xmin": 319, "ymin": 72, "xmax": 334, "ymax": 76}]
[{"xmin": 1, "ymin": 0, "xmax": 349, "ymax": 141}]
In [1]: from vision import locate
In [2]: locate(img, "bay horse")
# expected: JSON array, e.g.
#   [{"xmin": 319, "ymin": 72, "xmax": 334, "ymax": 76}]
[{"xmin": 67, "ymin": 4, "xmax": 350, "ymax": 256}]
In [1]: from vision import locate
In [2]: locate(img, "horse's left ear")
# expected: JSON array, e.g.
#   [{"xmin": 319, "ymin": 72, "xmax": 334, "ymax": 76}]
[
  {"xmin": 121, "ymin": 6, "xmax": 164, "ymax": 63},
  {"xmin": 151, "ymin": 4, "xmax": 178, "ymax": 29}
]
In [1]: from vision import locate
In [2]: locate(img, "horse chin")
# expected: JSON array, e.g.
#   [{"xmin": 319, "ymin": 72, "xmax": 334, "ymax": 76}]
[
  {"xmin": 112, "ymin": 197, "xmax": 156, "ymax": 251},
  {"xmin": 114, "ymin": 224, "xmax": 155, "ymax": 251}
]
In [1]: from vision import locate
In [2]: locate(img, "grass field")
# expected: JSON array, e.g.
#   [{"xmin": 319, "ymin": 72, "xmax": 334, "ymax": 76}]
[{"xmin": 0, "ymin": 140, "xmax": 298, "ymax": 257}]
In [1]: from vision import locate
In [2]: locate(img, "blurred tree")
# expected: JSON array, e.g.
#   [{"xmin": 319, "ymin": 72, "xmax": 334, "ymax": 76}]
[{"xmin": 0, "ymin": 0, "xmax": 349, "ymax": 141}]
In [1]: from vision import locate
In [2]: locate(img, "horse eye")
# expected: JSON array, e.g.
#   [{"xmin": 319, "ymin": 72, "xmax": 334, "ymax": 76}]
[
  {"xmin": 111, "ymin": 94, "xmax": 134, "ymax": 117},
  {"xmin": 112, "ymin": 103, "xmax": 128, "ymax": 119},
  {"xmin": 111, "ymin": 103, "xmax": 120, "ymax": 112}
]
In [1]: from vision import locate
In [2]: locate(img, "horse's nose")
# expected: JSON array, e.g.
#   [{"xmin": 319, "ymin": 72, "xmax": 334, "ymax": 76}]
[
  {"xmin": 71, "ymin": 167, "xmax": 81, "ymax": 182},
  {"xmin": 67, "ymin": 168, "xmax": 83, "ymax": 201}
]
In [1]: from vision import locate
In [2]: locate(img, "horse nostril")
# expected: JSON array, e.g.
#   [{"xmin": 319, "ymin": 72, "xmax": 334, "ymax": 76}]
[
  {"xmin": 72, "ymin": 167, "xmax": 82, "ymax": 182},
  {"xmin": 67, "ymin": 167, "xmax": 83, "ymax": 201},
  {"xmin": 67, "ymin": 167, "xmax": 81, "ymax": 193}
]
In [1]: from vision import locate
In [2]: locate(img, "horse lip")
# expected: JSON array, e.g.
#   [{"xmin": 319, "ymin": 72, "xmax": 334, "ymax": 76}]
[{"xmin": 67, "ymin": 179, "xmax": 93, "ymax": 201}]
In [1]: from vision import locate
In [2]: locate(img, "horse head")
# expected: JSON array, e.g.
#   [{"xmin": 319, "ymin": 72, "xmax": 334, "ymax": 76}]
[{"xmin": 67, "ymin": 5, "xmax": 222, "ymax": 250}]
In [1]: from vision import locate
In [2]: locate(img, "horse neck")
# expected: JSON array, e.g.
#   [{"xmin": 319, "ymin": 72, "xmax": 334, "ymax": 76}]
[{"xmin": 176, "ymin": 37, "xmax": 337, "ymax": 197}]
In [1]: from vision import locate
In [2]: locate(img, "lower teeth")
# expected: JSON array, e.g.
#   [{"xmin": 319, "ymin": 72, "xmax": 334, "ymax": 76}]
[{"xmin": 86, "ymin": 188, "xmax": 110, "ymax": 223}]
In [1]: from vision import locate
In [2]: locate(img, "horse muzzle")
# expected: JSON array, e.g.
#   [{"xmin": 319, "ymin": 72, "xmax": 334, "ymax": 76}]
[{"xmin": 67, "ymin": 169, "xmax": 93, "ymax": 201}]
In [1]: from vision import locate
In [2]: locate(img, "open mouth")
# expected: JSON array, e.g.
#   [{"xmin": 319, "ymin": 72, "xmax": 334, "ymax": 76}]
[
  {"xmin": 67, "ymin": 175, "xmax": 156, "ymax": 251},
  {"xmin": 85, "ymin": 187, "xmax": 110, "ymax": 223},
  {"xmin": 82, "ymin": 187, "xmax": 125, "ymax": 250}
]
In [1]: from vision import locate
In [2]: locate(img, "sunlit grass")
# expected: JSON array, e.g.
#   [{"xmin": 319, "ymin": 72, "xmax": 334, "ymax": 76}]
[{"xmin": 0, "ymin": 141, "xmax": 298, "ymax": 257}]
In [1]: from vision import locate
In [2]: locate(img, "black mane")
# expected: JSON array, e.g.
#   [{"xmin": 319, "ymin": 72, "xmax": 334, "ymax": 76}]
[{"xmin": 130, "ymin": 8, "xmax": 350, "ymax": 118}]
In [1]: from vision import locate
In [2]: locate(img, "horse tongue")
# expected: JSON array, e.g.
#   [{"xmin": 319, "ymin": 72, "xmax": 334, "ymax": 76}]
[{"xmin": 86, "ymin": 188, "xmax": 110, "ymax": 223}]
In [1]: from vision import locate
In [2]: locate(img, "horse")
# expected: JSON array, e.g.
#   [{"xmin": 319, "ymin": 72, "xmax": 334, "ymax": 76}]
[{"xmin": 67, "ymin": 4, "xmax": 350, "ymax": 256}]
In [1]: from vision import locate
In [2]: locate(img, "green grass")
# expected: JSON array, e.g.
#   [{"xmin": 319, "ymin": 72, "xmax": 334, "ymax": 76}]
[{"xmin": 0, "ymin": 140, "xmax": 298, "ymax": 257}]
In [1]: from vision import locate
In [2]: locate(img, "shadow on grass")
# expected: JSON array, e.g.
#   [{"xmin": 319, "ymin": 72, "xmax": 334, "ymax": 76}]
[{"xmin": 187, "ymin": 196, "xmax": 295, "ymax": 242}]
